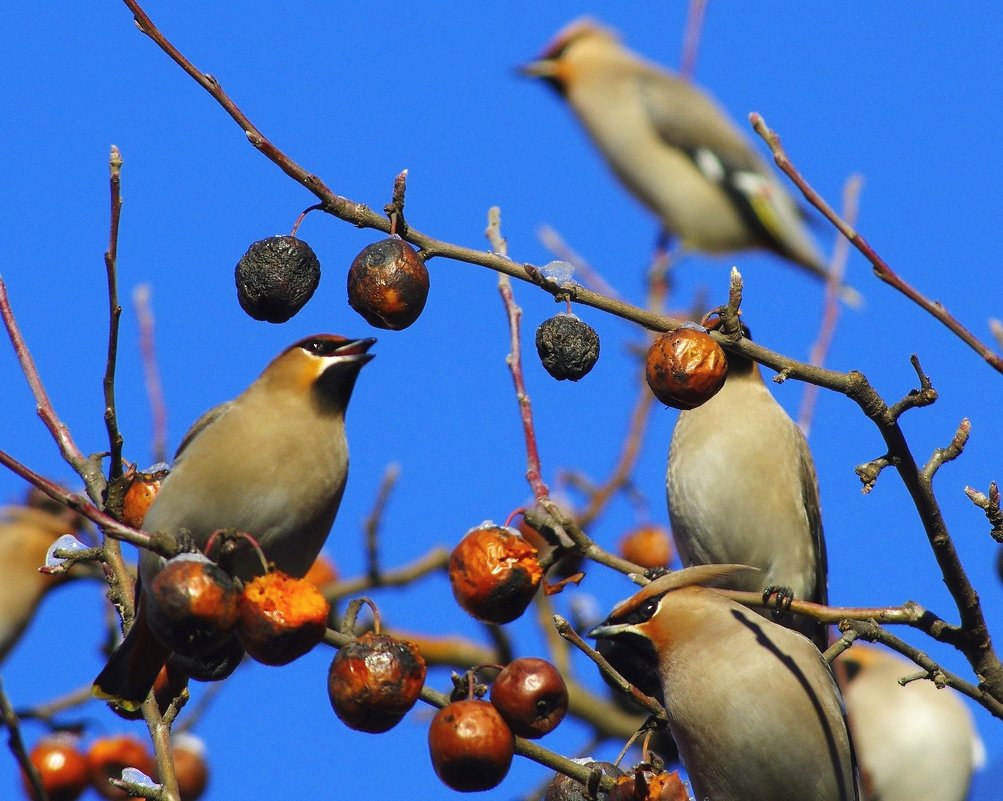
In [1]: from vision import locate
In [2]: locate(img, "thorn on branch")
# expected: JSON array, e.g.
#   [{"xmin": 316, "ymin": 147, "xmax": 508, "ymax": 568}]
[{"xmin": 965, "ymin": 481, "xmax": 1003, "ymax": 543}]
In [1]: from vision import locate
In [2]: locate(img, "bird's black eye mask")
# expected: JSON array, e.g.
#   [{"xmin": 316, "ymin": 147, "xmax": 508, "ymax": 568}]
[
  {"xmin": 302, "ymin": 337, "xmax": 347, "ymax": 356},
  {"xmin": 615, "ymin": 594, "xmax": 664, "ymax": 626}
]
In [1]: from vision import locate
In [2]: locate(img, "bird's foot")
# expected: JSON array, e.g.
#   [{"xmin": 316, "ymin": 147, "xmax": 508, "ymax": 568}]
[
  {"xmin": 643, "ymin": 566, "xmax": 671, "ymax": 581},
  {"xmin": 762, "ymin": 585, "xmax": 795, "ymax": 620}
]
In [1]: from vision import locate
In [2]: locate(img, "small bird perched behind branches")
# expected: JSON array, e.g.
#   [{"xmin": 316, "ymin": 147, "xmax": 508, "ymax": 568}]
[
  {"xmin": 666, "ymin": 342, "xmax": 829, "ymax": 651},
  {"xmin": 840, "ymin": 645, "xmax": 984, "ymax": 801},
  {"xmin": 93, "ymin": 334, "xmax": 374, "ymax": 710},
  {"xmin": 523, "ymin": 19, "xmax": 853, "ymax": 296},
  {"xmin": 590, "ymin": 564, "xmax": 859, "ymax": 801}
]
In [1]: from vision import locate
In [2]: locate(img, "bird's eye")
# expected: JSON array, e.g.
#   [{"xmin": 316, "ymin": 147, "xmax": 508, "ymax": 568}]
[
  {"xmin": 638, "ymin": 598, "xmax": 659, "ymax": 622},
  {"xmin": 301, "ymin": 337, "xmax": 345, "ymax": 356}
]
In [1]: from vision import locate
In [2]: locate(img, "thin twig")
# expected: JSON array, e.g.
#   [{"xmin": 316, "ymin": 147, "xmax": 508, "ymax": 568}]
[
  {"xmin": 0, "ymin": 278, "xmax": 103, "ymax": 499},
  {"xmin": 1, "ymin": 679, "xmax": 47, "ymax": 801},
  {"xmin": 750, "ymin": 112, "xmax": 1003, "ymax": 374},
  {"xmin": 488, "ymin": 208, "xmax": 549, "ymax": 501},
  {"xmin": 799, "ymin": 174, "xmax": 862, "ymax": 435},
  {"xmin": 553, "ymin": 614, "xmax": 668, "ymax": 725},
  {"xmin": 364, "ymin": 463, "xmax": 401, "ymax": 583},
  {"xmin": 103, "ymin": 146, "xmax": 125, "ymax": 481},
  {"xmin": 679, "ymin": 0, "xmax": 708, "ymax": 81},
  {"xmin": 323, "ymin": 547, "xmax": 450, "ymax": 603}
]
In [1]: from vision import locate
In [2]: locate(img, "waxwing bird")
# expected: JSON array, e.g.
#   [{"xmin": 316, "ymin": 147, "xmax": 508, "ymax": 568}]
[
  {"xmin": 666, "ymin": 346, "xmax": 828, "ymax": 651},
  {"xmin": 522, "ymin": 19, "xmax": 855, "ymax": 297},
  {"xmin": 0, "ymin": 495, "xmax": 93, "ymax": 662},
  {"xmin": 93, "ymin": 334, "xmax": 374, "ymax": 709},
  {"xmin": 590, "ymin": 564, "xmax": 859, "ymax": 801},
  {"xmin": 839, "ymin": 645, "xmax": 984, "ymax": 801}
]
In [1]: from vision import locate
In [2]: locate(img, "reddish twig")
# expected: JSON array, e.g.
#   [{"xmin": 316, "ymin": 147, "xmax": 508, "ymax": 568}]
[
  {"xmin": 0, "ymin": 448, "xmax": 165, "ymax": 555},
  {"xmin": 0, "ymin": 277, "xmax": 104, "ymax": 498},
  {"xmin": 132, "ymin": 285, "xmax": 168, "ymax": 465},
  {"xmin": 750, "ymin": 112, "xmax": 1003, "ymax": 374},
  {"xmin": 798, "ymin": 173, "xmax": 863, "ymax": 435},
  {"xmin": 679, "ymin": 0, "xmax": 708, "ymax": 81},
  {"xmin": 487, "ymin": 208, "xmax": 549, "ymax": 501},
  {"xmin": 103, "ymin": 146, "xmax": 126, "ymax": 481}
]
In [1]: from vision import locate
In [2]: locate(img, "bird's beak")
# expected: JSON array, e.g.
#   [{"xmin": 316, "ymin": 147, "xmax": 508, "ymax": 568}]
[
  {"xmin": 519, "ymin": 58, "xmax": 556, "ymax": 78},
  {"xmin": 333, "ymin": 337, "xmax": 376, "ymax": 365},
  {"xmin": 587, "ymin": 620, "xmax": 635, "ymax": 640}
]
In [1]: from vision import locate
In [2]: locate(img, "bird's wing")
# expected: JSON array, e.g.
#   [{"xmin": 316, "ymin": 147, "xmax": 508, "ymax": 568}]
[
  {"xmin": 799, "ymin": 441, "xmax": 828, "ymax": 608},
  {"xmin": 634, "ymin": 71, "xmax": 824, "ymax": 271},
  {"xmin": 173, "ymin": 400, "xmax": 235, "ymax": 461}
]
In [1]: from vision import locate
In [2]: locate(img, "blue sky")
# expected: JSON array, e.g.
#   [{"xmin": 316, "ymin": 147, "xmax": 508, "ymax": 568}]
[{"xmin": 2, "ymin": 3, "xmax": 1002, "ymax": 799}]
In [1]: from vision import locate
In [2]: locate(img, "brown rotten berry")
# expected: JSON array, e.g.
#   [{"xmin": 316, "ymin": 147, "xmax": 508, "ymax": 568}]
[
  {"xmin": 328, "ymin": 631, "xmax": 427, "ymax": 733},
  {"xmin": 146, "ymin": 553, "xmax": 240, "ymax": 656},
  {"xmin": 235, "ymin": 235, "xmax": 321, "ymax": 323},
  {"xmin": 490, "ymin": 657, "xmax": 569, "ymax": 738},
  {"xmin": 449, "ymin": 524, "xmax": 543, "ymax": 624},
  {"xmin": 87, "ymin": 735, "xmax": 157, "ymax": 800},
  {"xmin": 347, "ymin": 235, "xmax": 429, "ymax": 330},
  {"xmin": 645, "ymin": 327, "xmax": 728, "ymax": 409},
  {"xmin": 545, "ymin": 760, "xmax": 625, "ymax": 801},
  {"xmin": 536, "ymin": 313, "xmax": 600, "ymax": 381},
  {"xmin": 23, "ymin": 734, "xmax": 90, "ymax": 801},
  {"xmin": 428, "ymin": 699, "xmax": 514, "ymax": 792},
  {"xmin": 236, "ymin": 571, "xmax": 330, "ymax": 666},
  {"xmin": 618, "ymin": 525, "xmax": 674, "ymax": 571}
]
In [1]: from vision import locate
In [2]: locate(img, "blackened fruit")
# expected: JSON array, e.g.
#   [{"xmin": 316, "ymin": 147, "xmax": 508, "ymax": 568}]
[
  {"xmin": 236, "ymin": 571, "xmax": 330, "ymax": 666},
  {"xmin": 449, "ymin": 525, "xmax": 543, "ymax": 624},
  {"xmin": 23, "ymin": 735, "xmax": 90, "ymax": 801},
  {"xmin": 535, "ymin": 314, "xmax": 600, "ymax": 381},
  {"xmin": 347, "ymin": 235, "xmax": 429, "ymax": 330},
  {"xmin": 645, "ymin": 328, "xmax": 728, "ymax": 409},
  {"xmin": 327, "ymin": 631, "xmax": 427, "ymax": 733},
  {"xmin": 235, "ymin": 235, "xmax": 321, "ymax": 323},
  {"xmin": 490, "ymin": 657, "xmax": 569, "ymax": 738},
  {"xmin": 428, "ymin": 699, "xmax": 514, "ymax": 792},
  {"xmin": 146, "ymin": 553, "xmax": 239, "ymax": 656}
]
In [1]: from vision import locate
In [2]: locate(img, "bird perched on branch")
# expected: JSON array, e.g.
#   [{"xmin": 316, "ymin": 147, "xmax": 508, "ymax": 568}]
[
  {"xmin": 666, "ymin": 343, "xmax": 829, "ymax": 651},
  {"xmin": 93, "ymin": 334, "xmax": 375, "ymax": 710},
  {"xmin": 839, "ymin": 645, "xmax": 984, "ymax": 801},
  {"xmin": 522, "ymin": 19, "xmax": 856, "ymax": 299},
  {"xmin": 590, "ymin": 564, "xmax": 859, "ymax": 801}
]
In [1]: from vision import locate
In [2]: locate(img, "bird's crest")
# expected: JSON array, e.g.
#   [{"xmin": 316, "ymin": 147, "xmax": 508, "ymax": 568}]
[
  {"xmin": 537, "ymin": 17, "xmax": 617, "ymax": 61},
  {"xmin": 611, "ymin": 563, "xmax": 759, "ymax": 618}
]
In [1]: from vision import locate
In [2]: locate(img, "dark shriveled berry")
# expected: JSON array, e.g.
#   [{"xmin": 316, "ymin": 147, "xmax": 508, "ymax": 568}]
[
  {"xmin": 535, "ymin": 314, "xmax": 600, "ymax": 381},
  {"xmin": 235, "ymin": 235, "xmax": 321, "ymax": 323},
  {"xmin": 347, "ymin": 236, "xmax": 429, "ymax": 330}
]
